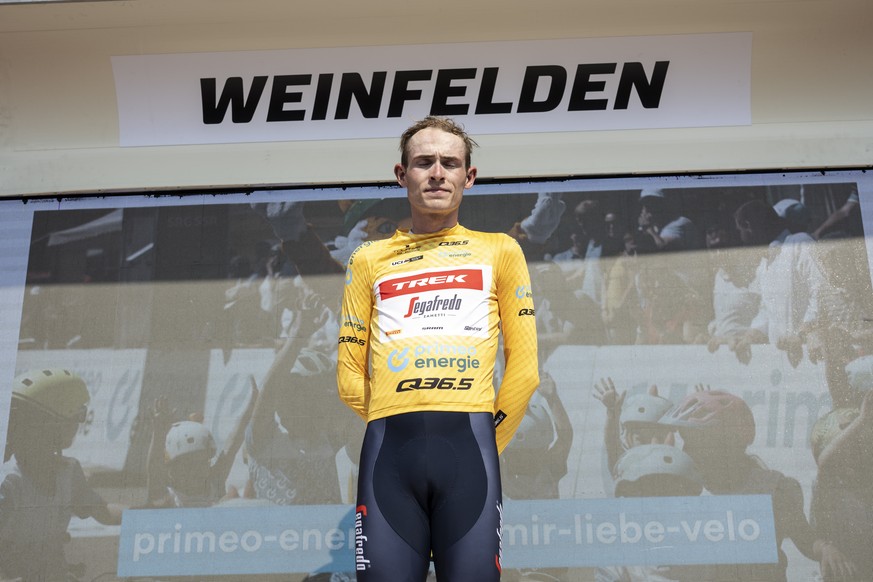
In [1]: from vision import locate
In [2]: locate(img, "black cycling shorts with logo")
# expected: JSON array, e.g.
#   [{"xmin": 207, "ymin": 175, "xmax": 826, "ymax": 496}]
[{"xmin": 354, "ymin": 411, "xmax": 502, "ymax": 581}]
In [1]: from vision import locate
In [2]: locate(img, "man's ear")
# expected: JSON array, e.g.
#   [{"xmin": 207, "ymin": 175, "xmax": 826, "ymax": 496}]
[
  {"xmin": 394, "ymin": 163, "xmax": 406, "ymax": 187},
  {"xmin": 465, "ymin": 166, "xmax": 477, "ymax": 189}
]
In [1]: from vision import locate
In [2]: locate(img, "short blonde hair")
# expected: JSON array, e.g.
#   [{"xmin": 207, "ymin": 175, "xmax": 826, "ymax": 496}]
[{"xmin": 399, "ymin": 116, "xmax": 477, "ymax": 168}]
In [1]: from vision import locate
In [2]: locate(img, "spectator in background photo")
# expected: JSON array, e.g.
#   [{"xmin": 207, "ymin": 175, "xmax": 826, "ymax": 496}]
[
  {"xmin": 635, "ymin": 252, "xmax": 710, "ymax": 344},
  {"xmin": 547, "ymin": 199, "xmax": 621, "ymax": 345},
  {"xmin": 592, "ymin": 377, "xmax": 675, "ymax": 495},
  {"xmin": 636, "ymin": 188, "xmax": 699, "ymax": 252},
  {"xmin": 248, "ymin": 291, "xmax": 353, "ymax": 506},
  {"xmin": 773, "ymin": 198, "xmax": 812, "ymax": 235},
  {"xmin": 501, "ymin": 372, "xmax": 572, "ymax": 501},
  {"xmin": 702, "ymin": 220, "xmax": 763, "ymax": 358},
  {"xmin": 665, "ymin": 388, "xmax": 855, "ymax": 581},
  {"xmin": 0, "ymin": 370, "xmax": 124, "ymax": 581},
  {"xmin": 532, "ymin": 260, "xmax": 606, "ymax": 347},
  {"xmin": 602, "ymin": 211, "xmax": 625, "ymax": 256},
  {"xmin": 145, "ymin": 383, "xmax": 256, "ymax": 508},
  {"xmin": 597, "ymin": 443, "xmax": 707, "ymax": 582},
  {"xmin": 813, "ymin": 187, "xmax": 862, "ymax": 240},
  {"xmin": 730, "ymin": 199, "xmax": 823, "ymax": 367},
  {"xmin": 601, "ymin": 230, "xmax": 646, "ymax": 344},
  {"xmin": 506, "ymin": 191, "xmax": 566, "ymax": 261},
  {"xmin": 771, "ymin": 232, "xmax": 873, "ymax": 409},
  {"xmin": 809, "ymin": 396, "xmax": 871, "ymax": 581}
]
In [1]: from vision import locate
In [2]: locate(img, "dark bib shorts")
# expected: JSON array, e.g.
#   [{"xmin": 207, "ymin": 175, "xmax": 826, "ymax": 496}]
[{"xmin": 354, "ymin": 411, "xmax": 502, "ymax": 581}]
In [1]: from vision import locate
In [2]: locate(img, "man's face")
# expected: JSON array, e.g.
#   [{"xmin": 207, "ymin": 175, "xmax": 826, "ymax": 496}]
[
  {"xmin": 394, "ymin": 127, "xmax": 476, "ymax": 224},
  {"xmin": 638, "ymin": 204, "xmax": 653, "ymax": 227},
  {"xmin": 734, "ymin": 217, "xmax": 755, "ymax": 245}
]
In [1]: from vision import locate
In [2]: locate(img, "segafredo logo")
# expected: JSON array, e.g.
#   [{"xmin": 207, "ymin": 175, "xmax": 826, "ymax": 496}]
[
  {"xmin": 355, "ymin": 505, "xmax": 370, "ymax": 571},
  {"xmin": 403, "ymin": 293, "xmax": 463, "ymax": 318}
]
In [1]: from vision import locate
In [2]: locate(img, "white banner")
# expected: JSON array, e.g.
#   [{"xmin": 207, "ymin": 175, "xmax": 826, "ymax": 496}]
[{"xmin": 112, "ymin": 33, "xmax": 752, "ymax": 147}]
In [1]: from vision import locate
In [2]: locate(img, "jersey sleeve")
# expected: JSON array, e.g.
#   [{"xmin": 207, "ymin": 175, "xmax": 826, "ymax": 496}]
[
  {"xmin": 493, "ymin": 236, "xmax": 540, "ymax": 454},
  {"xmin": 336, "ymin": 244, "xmax": 373, "ymax": 421}
]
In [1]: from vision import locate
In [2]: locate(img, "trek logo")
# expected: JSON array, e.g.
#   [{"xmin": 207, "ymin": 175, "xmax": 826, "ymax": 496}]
[
  {"xmin": 338, "ymin": 335, "xmax": 366, "ymax": 346},
  {"xmin": 396, "ymin": 377, "xmax": 474, "ymax": 392},
  {"xmin": 518, "ymin": 308, "xmax": 535, "ymax": 316},
  {"xmin": 438, "ymin": 240, "xmax": 469, "ymax": 246},
  {"xmin": 391, "ymin": 255, "xmax": 423, "ymax": 266},
  {"xmin": 379, "ymin": 268, "xmax": 483, "ymax": 300},
  {"xmin": 355, "ymin": 505, "xmax": 370, "ymax": 571},
  {"xmin": 403, "ymin": 293, "xmax": 463, "ymax": 318}
]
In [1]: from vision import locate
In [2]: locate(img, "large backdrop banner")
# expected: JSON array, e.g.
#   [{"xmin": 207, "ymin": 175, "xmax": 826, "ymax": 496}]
[
  {"xmin": 1, "ymin": 170, "xmax": 871, "ymax": 581},
  {"xmin": 111, "ymin": 33, "xmax": 752, "ymax": 146}
]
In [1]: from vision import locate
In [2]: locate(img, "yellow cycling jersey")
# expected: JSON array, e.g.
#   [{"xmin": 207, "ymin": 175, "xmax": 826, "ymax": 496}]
[{"xmin": 337, "ymin": 224, "xmax": 539, "ymax": 453}]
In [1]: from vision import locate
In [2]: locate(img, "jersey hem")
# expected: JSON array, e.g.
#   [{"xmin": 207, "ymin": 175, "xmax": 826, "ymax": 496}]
[{"xmin": 366, "ymin": 402, "xmax": 494, "ymax": 422}]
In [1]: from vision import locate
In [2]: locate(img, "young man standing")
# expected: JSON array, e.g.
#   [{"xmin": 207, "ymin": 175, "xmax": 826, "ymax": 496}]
[{"xmin": 337, "ymin": 117, "xmax": 539, "ymax": 581}]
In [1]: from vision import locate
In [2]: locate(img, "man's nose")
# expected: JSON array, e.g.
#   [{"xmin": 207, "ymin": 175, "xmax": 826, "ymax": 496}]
[{"xmin": 430, "ymin": 161, "xmax": 445, "ymax": 180}]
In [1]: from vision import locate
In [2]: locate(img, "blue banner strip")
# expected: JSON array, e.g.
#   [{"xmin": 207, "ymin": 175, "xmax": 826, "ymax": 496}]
[{"xmin": 117, "ymin": 495, "xmax": 777, "ymax": 576}]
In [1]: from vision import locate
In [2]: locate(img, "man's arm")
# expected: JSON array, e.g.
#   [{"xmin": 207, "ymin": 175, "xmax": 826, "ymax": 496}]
[
  {"xmin": 812, "ymin": 197, "xmax": 859, "ymax": 240},
  {"xmin": 593, "ymin": 377, "xmax": 625, "ymax": 475},
  {"xmin": 251, "ymin": 292, "xmax": 327, "ymax": 447},
  {"xmin": 145, "ymin": 396, "xmax": 173, "ymax": 506},
  {"xmin": 336, "ymin": 244, "xmax": 373, "ymax": 421},
  {"xmin": 211, "ymin": 377, "xmax": 258, "ymax": 486},
  {"xmin": 493, "ymin": 237, "xmax": 540, "ymax": 454}
]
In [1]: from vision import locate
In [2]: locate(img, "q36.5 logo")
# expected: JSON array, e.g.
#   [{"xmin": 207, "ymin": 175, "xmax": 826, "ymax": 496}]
[
  {"xmin": 338, "ymin": 336, "xmax": 366, "ymax": 346},
  {"xmin": 396, "ymin": 377, "xmax": 474, "ymax": 392},
  {"xmin": 518, "ymin": 308, "xmax": 535, "ymax": 316}
]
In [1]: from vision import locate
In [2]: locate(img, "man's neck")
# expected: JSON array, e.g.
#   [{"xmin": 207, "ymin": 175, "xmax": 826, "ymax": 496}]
[{"xmin": 410, "ymin": 215, "xmax": 458, "ymax": 234}]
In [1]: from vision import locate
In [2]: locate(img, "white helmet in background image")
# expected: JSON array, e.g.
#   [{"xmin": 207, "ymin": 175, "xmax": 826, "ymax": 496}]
[{"xmin": 165, "ymin": 421, "xmax": 216, "ymax": 463}]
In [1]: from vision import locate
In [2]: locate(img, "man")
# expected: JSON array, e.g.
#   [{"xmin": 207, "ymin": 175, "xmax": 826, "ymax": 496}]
[
  {"xmin": 337, "ymin": 116, "xmax": 539, "ymax": 581},
  {"xmin": 636, "ymin": 188, "xmax": 698, "ymax": 252},
  {"xmin": 731, "ymin": 199, "xmax": 822, "ymax": 366}
]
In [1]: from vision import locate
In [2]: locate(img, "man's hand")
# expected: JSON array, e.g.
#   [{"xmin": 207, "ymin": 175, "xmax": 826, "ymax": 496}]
[
  {"xmin": 805, "ymin": 329, "xmax": 826, "ymax": 364},
  {"xmin": 776, "ymin": 333, "xmax": 804, "ymax": 368},
  {"xmin": 593, "ymin": 377, "xmax": 626, "ymax": 418},
  {"xmin": 858, "ymin": 389, "xmax": 873, "ymax": 426},
  {"xmin": 729, "ymin": 333, "xmax": 754, "ymax": 365},
  {"xmin": 816, "ymin": 540, "xmax": 858, "ymax": 581},
  {"xmin": 250, "ymin": 201, "xmax": 307, "ymax": 242},
  {"xmin": 151, "ymin": 396, "xmax": 175, "ymax": 436}
]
